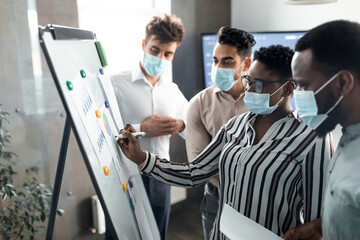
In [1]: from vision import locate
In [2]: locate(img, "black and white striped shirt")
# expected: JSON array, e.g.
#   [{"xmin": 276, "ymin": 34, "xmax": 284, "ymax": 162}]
[{"xmin": 141, "ymin": 112, "xmax": 332, "ymax": 239}]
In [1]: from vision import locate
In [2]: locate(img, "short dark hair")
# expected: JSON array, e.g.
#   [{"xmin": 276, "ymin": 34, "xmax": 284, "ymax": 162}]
[
  {"xmin": 254, "ymin": 45, "xmax": 294, "ymax": 79},
  {"xmin": 145, "ymin": 14, "xmax": 185, "ymax": 45},
  {"xmin": 295, "ymin": 20, "xmax": 360, "ymax": 79},
  {"xmin": 217, "ymin": 27, "xmax": 256, "ymax": 57}
]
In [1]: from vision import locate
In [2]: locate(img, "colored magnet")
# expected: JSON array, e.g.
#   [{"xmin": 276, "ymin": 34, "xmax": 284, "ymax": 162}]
[
  {"xmin": 95, "ymin": 41, "xmax": 108, "ymax": 67},
  {"xmin": 99, "ymin": 68, "xmax": 104, "ymax": 75},
  {"xmin": 103, "ymin": 166, "xmax": 109, "ymax": 176},
  {"xmin": 95, "ymin": 110, "xmax": 101, "ymax": 118},
  {"xmin": 128, "ymin": 180, "xmax": 133, "ymax": 188},
  {"xmin": 123, "ymin": 182, "xmax": 128, "ymax": 191},
  {"xmin": 105, "ymin": 101, "xmax": 109, "ymax": 108},
  {"xmin": 80, "ymin": 70, "xmax": 86, "ymax": 78},
  {"xmin": 66, "ymin": 81, "xmax": 73, "ymax": 90}
]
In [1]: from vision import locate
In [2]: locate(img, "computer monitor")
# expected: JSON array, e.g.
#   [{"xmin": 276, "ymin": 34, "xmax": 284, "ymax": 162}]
[{"xmin": 201, "ymin": 31, "xmax": 306, "ymax": 88}]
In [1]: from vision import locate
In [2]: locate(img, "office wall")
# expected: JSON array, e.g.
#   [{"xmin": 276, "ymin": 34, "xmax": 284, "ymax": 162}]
[
  {"xmin": 171, "ymin": 0, "xmax": 231, "ymax": 100},
  {"xmin": 231, "ymin": 0, "xmax": 360, "ymax": 32}
]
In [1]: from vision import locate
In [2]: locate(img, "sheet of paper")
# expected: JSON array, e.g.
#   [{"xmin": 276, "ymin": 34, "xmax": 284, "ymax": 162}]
[
  {"xmin": 127, "ymin": 176, "xmax": 154, "ymax": 240},
  {"xmin": 96, "ymin": 103, "xmax": 122, "ymax": 168},
  {"xmin": 220, "ymin": 204, "xmax": 282, "ymax": 240},
  {"xmin": 69, "ymin": 73, "xmax": 111, "ymax": 169},
  {"xmin": 97, "ymin": 71, "xmax": 124, "ymax": 131}
]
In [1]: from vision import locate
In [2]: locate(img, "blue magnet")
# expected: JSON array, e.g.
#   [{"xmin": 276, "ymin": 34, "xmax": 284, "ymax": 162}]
[
  {"xmin": 128, "ymin": 180, "xmax": 133, "ymax": 188},
  {"xmin": 99, "ymin": 68, "xmax": 104, "ymax": 75},
  {"xmin": 105, "ymin": 101, "xmax": 110, "ymax": 108}
]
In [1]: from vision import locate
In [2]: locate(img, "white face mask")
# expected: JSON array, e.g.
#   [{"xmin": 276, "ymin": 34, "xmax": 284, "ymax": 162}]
[
  {"xmin": 243, "ymin": 82, "xmax": 287, "ymax": 115},
  {"xmin": 211, "ymin": 59, "xmax": 246, "ymax": 91},
  {"xmin": 293, "ymin": 73, "xmax": 343, "ymax": 129},
  {"xmin": 143, "ymin": 53, "xmax": 171, "ymax": 77}
]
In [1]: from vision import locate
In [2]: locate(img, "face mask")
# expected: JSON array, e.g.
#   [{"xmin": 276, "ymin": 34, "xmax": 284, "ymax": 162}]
[
  {"xmin": 293, "ymin": 73, "xmax": 343, "ymax": 129},
  {"xmin": 243, "ymin": 82, "xmax": 287, "ymax": 115},
  {"xmin": 211, "ymin": 60, "xmax": 246, "ymax": 91},
  {"xmin": 143, "ymin": 53, "xmax": 171, "ymax": 77}
]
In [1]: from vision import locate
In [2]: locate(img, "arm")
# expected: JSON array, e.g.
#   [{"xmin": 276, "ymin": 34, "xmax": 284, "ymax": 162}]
[
  {"xmin": 140, "ymin": 82, "xmax": 188, "ymax": 137},
  {"xmin": 185, "ymin": 96, "xmax": 211, "ymax": 161},
  {"xmin": 118, "ymin": 124, "xmax": 227, "ymax": 188},
  {"xmin": 282, "ymin": 218, "xmax": 322, "ymax": 240},
  {"xmin": 140, "ymin": 83, "xmax": 188, "ymax": 138},
  {"xmin": 284, "ymin": 133, "xmax": 333, "ymax": 239},
  {"xmin": 173, "ymin": 85, "xmax": 189, "ymax": 139},
  {"xmin": 140, "ymin": 115, "xmax": 182, "ymax": 137},
  {"xmin": 302, "ymin": 134, "xmax": 332, "ymax": 223}
]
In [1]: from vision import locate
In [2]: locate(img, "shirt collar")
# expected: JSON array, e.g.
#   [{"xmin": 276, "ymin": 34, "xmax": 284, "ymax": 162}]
[
  {"xmin": 248, "ymin": 110, "xmax": 296, "ymax": 126},
  {"xmin": 342, "ymin": 122, "xmax": 360, "ymax": 139},
  {"xmin": 213, "ymin": 86, "xmax": 222, "ymax": 93},
  {"xmin": 130, "ymin": 61, "xmax": 166, "ymax": 86},
  {"xmin": 131, "ymin": 62, "xmax": 147, "ymax": 83},
  {"xmin": 214, "ymin": 86, "xmax": 246, "ymax": 102}
]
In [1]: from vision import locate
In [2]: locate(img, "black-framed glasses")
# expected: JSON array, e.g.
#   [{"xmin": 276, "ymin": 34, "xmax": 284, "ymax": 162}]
[{"xmin": 241, "ymin": 75, "xmax": 290, "ymax": 93}]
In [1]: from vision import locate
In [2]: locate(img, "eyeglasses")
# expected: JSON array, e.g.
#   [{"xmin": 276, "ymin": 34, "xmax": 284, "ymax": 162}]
[{"xmin": 241, "ymin": 75, "xmax": 290, "ymax": 93}]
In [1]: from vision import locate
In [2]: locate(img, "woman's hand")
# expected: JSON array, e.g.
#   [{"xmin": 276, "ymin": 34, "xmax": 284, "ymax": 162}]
[
  {"xmin": 282, "ymin": 218, "xmax": 322, "ymax": 240},
  {"xmin": 117, "ymin": 124, "xmax": 147, "ymax": 166}
]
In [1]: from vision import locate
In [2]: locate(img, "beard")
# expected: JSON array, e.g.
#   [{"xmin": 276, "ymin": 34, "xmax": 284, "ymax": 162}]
[
  {"xmin": 314, "ymin": 113, "xmax": 339, "ymax": 137},
  {"xmin": 314, "ymin": 96, "xmax": 342, "ymax": 137}
]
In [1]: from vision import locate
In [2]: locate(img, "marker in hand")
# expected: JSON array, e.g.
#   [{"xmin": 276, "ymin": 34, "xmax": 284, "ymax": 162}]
[{"xmin": 115, "ymin": 131, "xmax": 146, "ymax": 139}]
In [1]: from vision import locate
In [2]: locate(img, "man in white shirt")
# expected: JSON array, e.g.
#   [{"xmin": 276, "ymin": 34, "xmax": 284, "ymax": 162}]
[
  {"xmin": 283, "ymin": 20, "xmax": 360, "ymax": 240},
  {"xmin": 109, "ymin": 14, "xmax": 188, "ymax": 240},
  {"xmin": 186, "ymin": 27, "xmax": 254, "ymax": 240}
]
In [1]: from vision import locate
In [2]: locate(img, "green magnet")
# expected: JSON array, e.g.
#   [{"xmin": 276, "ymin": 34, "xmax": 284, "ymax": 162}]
[
  {"xmin": 80, "ymin": 70, "xmax": 86, "ymax": 78},
  {"xmin": 95, "ymin": 41, "xmax": 109, "ymax": 67},
  {"xmin": 66, "ymin": 81, "xmax": 73, "ymax": 90}
]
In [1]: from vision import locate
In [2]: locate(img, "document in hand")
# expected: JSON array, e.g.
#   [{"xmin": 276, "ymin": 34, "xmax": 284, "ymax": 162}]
[{"xmin": 220, "ymin": 204, "xmax": 283, "ymax": 240}]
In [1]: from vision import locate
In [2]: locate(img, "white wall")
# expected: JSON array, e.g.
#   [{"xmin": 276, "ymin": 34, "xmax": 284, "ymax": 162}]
[
  {"xmin": 77, "ymin": 0, "xmax": 171, "ymax": 75},
  {"xmin": 231, "ymin": 0, "xmax": 360, "ymax": 32}
]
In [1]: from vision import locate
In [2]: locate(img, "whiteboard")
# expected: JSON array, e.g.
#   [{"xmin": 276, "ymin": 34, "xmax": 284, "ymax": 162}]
[{"xmin": 39, "ymin": 25, "xmax": 160, "ymax": 240}]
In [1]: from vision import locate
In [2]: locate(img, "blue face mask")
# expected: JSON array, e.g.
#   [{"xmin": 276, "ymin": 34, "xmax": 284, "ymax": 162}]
[
  {"xmin": 143, "ymin": 53, "xmax": 171, "ymax": 77},
  {"xmin": 293, "ymin": 73, "xmax": 343, "ymax": 129},
  {"xmin": 211, "ymin": 60, "xmax": 245, "ymax": 91},
  {"xmin": 243, "ymin": 82, "xmax": 287, "ymax": 115}
]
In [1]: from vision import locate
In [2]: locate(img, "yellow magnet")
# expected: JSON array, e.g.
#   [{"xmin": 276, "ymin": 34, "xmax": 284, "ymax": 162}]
[
  {"xmin": 123, "ymin": 182, "xmax": 128, "ymax": 191},
  {"xmin": 103, "ymin": 166, "xmax": 109, "ymax": 176},
  {"xmin": 95, "ymin": 110, "xmax": 101, "ymax": 118}
]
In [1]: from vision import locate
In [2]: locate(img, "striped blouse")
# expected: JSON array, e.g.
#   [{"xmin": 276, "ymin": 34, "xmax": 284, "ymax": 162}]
[{"xmin": 141, "ymin": 112, "xmax": 332, "ymax": 239}]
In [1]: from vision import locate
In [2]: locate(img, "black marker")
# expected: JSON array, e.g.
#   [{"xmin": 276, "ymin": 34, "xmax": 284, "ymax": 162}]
[{"xmin": 114, "ymin": 132, "xmax": 146, "ymax": 139}]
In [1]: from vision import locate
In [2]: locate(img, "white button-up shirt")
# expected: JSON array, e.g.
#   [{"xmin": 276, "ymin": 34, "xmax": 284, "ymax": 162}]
[
  {"xmin": 111, "ymin": 63, "xmax": 188, "ymax": 159},
  {"xmin": 322, "ymin": 122, "xmax": 360, "ymax": 240}
]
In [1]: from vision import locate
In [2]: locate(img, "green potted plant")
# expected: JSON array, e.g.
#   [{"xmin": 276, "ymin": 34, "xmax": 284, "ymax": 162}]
[{"xmin": 0, "ymin": 104, "xmax": 53, "ymax": 239}]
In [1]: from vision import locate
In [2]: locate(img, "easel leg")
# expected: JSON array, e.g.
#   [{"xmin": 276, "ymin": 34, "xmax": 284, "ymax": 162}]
[{"xmin": 46, "ymin": 116, "xmax": 72, "ymax": 239}]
